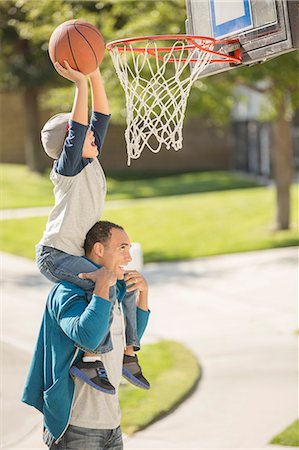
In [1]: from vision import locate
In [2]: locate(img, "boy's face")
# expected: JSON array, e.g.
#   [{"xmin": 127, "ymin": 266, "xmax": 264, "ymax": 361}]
[
  {"xmin": 82, "ymin": 129, "xmax": 98, "ymax": 159},
  {"xmin": 101, "ymin": 228, "xmax": 132, "ymax": 279}
]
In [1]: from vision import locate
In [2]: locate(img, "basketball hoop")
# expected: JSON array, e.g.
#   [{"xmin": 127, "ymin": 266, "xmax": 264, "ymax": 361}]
[{"xmin": 106, "ymin": 35, "xmax": 241, "ymax": 165}]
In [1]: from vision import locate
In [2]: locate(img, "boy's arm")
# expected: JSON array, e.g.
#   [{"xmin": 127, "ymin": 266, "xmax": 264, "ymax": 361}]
[
  {"xmin": 89, "ymin": 68, "xmax": 111, "ymax": 158},
  {"xmin": 55, "ymin": 61, "xmax": 89, "ymax": 125},
  {"xmin": 89, "ymin": 68, "xmax": 110, "ymax": 115},
  {"xmin": 53, "ymin": 61, "xmax": 89, "ymax": 176}
]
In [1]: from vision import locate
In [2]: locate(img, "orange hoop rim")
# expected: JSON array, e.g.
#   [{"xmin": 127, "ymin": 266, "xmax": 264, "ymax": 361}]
[{"xmin": 106, "ymin": 34, "xmax": 241, "ymax": 64}]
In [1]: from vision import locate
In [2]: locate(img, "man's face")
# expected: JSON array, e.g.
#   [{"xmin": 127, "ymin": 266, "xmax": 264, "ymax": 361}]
[{"xmin": 101, "ymin": 228, "xmax": 132, "ymax": 277}]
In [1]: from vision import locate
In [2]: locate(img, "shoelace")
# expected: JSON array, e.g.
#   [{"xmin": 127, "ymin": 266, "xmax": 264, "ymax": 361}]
[{"xmin": 97, "ymin": 368, "xmax": 109, "ymax": 380}]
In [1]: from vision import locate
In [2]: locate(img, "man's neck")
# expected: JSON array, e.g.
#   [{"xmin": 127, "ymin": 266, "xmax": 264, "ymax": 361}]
[{"xmin": 83, "ymin": 255, "xmax": 102, "ymax": 268}]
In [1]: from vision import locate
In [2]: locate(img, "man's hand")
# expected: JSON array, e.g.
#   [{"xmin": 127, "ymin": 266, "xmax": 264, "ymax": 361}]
[
  {"xmin": 124, "ymin": 270, "xmax": 148, "ymax": 293},
  {"xmin": 54, "ymin": 60, "xmax": 86, "ymax": 84},
  {"xmin": 79, "ymin": 267, "xmax": 117, "ymax": 285},
  {"xmin": 79, "ymin": 267, "xmax": 117, "ymax": 300}
]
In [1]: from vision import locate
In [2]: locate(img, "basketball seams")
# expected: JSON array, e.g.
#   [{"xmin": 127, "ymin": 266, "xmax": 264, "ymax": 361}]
[
  {"xmin": 73, "ymin": 20, "xmax": 103, "ymax": 38},
  {"xmin": 73, "ymin": 24, "xmax": 99, "ymax": 66},
  {"xmin": 67, "ymin": 29, "xmax": 80, "ymax": 71}
]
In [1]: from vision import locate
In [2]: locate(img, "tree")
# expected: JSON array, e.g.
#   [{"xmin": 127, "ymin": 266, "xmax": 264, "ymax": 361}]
[
  {"xmin": 227, "ymin": 52, "xmax": 299, "ymax": 230},
  {"xmin": 0, "ymin": 0, "xmax": 98, "ymax": 172},
  {"xmin": 0, "ymin": 0, "xmax": 186, "ymax": 171}
]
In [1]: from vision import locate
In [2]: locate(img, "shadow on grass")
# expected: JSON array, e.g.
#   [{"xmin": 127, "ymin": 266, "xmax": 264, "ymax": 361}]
[{"xmin": 272, "ymin": 238, "xmax": 299, "ymax": 248}]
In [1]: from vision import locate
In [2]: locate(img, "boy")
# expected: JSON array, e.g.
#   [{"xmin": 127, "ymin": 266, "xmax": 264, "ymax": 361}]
[{"xmin": 36, "ymin": 60, "xmax": 149, "ymax": 394}]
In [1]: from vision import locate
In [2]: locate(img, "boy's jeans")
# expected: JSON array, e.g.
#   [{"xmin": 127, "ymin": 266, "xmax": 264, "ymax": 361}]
[
  {"xmin": 50, "ymin": 425, "xmax": 123, "ymax": 450},
  {"xmin": 36, "ymin": 245, "xmax": 140, "ymax": 353}
]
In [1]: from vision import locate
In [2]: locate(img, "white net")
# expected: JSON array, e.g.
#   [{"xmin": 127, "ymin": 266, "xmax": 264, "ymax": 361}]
[{"xmin": 109, "ymin": 38, "xmax": 215, "ymax": 165}]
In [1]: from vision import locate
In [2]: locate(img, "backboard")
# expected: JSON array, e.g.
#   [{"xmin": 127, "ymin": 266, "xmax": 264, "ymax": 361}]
[{"xmin": 185, "ymin": 0, "xmax": 299, "ymax": 76}]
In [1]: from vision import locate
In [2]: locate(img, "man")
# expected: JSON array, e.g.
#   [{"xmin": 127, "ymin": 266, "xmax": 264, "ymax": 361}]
[{"xmin": 22, "ymin": 220, "xmax": 150, "ymax": 450}]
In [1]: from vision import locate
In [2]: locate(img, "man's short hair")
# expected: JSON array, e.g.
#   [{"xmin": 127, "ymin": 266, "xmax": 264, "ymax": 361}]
[{"xmin": 84, "ymin": 220, "xmax": 124, "ymax": 255}]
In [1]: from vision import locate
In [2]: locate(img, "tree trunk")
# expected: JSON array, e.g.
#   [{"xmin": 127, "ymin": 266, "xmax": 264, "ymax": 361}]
[
  {"xmin": 271, "ymin": 95, "xmax": 293, "ymax": 230},
  {"xmin": 23, "ymin": 87, "xmax": 45, "ymax": 173}
]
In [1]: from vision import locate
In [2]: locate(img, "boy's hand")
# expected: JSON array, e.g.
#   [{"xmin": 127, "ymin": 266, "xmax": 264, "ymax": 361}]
[
  {"xmin": 124, "ymin": 270, "xmax": 148, "ymax": 293},
  {"xmin": 88, "ymin": 67, "xmax": 101, "ymax": 80},
  {"xmin": 54, "ymin": 60, "xmax": 86, "ymax": 84}
]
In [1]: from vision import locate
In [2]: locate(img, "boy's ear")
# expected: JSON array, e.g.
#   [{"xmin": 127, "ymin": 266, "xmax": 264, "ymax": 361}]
[{"xmin": 93, "ymin": 242, "xmax": 105, "ymax": 257}]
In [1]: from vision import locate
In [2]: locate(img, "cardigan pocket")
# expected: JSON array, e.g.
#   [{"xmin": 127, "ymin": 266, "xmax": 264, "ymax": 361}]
[{"xmin": 43, "ymin": 376, "xmax": 73, "ymax": 443}]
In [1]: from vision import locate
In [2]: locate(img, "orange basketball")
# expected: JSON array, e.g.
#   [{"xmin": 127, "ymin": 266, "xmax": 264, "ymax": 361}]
[{"xmin": 48, "ymin": 20, "xmax": 105, "ymax": 75}]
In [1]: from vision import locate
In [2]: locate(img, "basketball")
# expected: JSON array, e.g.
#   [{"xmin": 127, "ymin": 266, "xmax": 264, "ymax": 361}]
[{"xmin": 48, "ymin": 20, "xmax": 105, "ymax": 75}]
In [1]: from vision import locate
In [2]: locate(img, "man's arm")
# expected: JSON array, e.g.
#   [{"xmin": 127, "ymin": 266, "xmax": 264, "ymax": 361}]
[
  {"xmin": 56, "ymin": 268, "xmax": 117, "ymax": 351},
  {"xmin": 58, "ymin": 292, "xmax": 112, "ymax": 351}
]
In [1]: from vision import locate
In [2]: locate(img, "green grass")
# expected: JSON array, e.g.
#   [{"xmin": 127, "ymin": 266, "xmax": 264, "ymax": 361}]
[
  {"xmin": 270, "ymin": 419, "xmax": 299, "ymax": 447},
  {"xmin": 106, "ymin": 170, "xmax": 259, "ymax": 200},
  {"xmin": 119, "ymin": 340, "xmax": 200, "ymax": 435},
  {"xmin": 1, "ymin": 164, "xmax": 53, "ymax": 209},
  {"xmin": 0, "ymin": 163, "xmax": 259, "ymax": 209},
  {"xmin": 0, "ymin": 186, "xmax": 298, "ymax": 262}
]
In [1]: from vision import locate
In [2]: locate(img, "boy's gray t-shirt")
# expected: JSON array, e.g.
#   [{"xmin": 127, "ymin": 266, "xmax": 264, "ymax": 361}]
[
  {"xmin": 69, "ymin": 301, "xmax": 125, "ymax": 429},
  {"xmin": 39, "ymin": 159, "xmax": 106, "ymax": 256}
]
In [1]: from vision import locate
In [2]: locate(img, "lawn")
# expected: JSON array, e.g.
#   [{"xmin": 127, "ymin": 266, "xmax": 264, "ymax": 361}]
[
  {"xmin": 0, "ymin": 163, "xmax": 259, "ymax": 208},
  {"xmin": 0, "ymin": 185, "xmax": 298, "ymax": 262},
  {"xmin": 270, "ymin": 419, "xmax": 299, "ymax": 447},
  {"xmin": 120, "ymin": 340, "xmax": 200, "ymax": 434}
]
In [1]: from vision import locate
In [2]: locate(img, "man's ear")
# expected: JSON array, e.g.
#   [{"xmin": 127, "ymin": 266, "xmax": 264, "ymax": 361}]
[{"xmin": 93, "ymin": 242, "xmax": 105, "ymax": 257}]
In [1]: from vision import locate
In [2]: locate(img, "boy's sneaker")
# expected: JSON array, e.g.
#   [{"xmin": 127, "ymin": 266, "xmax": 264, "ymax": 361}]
[
  {"xmin": 122, "ymin": 354, "xmax": 150, "ymax": 390},
  {"xmin": 70, "ymin": 360, "xmax": 115, "ymax": 395}
]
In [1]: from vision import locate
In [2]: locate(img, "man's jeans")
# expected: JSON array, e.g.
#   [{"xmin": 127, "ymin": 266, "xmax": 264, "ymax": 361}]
[
  {"xmin": 50, "ymin": 425, "xmax": 123, "ymax": 450},
  {"xmin": 36, "ymin": 245, "xmax": 140, "ymax": 352}
]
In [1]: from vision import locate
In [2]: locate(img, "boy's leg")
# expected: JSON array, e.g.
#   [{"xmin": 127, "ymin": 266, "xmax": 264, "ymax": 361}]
[
  {"xmin": 70, "ymin": 358, "xmax": 115, "ymax": 395},
  {"xmin": 36, "ymin": 245, "xmax": 95, "ymax": 291},
  {"xmin": 122, "ymin": 290, "xmax": 140, "ymax": 350},
  {"xmin": 71, "ymin": 286, "xmax": 117, "ymax": 394},
  {"xmin": 122, "ymin": 290, "xmax": 150, "ymax": 390}
]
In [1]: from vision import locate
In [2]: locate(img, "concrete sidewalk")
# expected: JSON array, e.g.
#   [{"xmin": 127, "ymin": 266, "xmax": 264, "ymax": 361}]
[{"xmin": 1, "ymin": 248, "xmax": 298, "ymax": 450}]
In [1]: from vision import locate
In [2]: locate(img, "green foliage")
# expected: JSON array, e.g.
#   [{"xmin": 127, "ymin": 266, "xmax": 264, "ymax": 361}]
[
  {"xmin": 1, "ymin": 0, "xmax": 298, "ymax": 123},
  {"xmin": 228, "ymin": 51, "xmax": 299, "ymax": 118},
  {"xmin": 188, "ymin": 73, "xmax": 236, "ymax": 125},
  {"xmin": 0, "ymin": 0, "xmax": 54, "ymax": 88}
]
